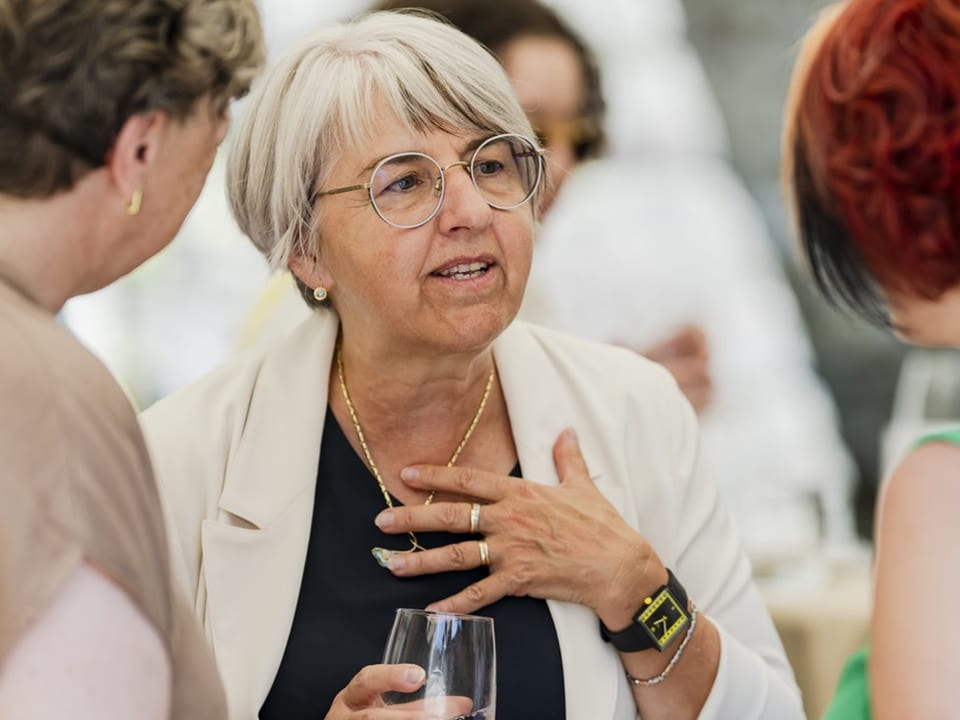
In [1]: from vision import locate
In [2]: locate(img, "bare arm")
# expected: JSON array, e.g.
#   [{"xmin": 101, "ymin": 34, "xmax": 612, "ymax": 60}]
[
  {"xmin": 872, "ymin": 442, "xmax": 960, "ymax": 720},
  {"xmin": 0, "ymin": 562, "xmax": 171, "ymax": 720}
]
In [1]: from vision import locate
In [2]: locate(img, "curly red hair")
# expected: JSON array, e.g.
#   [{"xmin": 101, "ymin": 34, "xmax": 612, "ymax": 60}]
[{"xmin": 788, "ymin": 0, "xmax": 960, "ymax": 319}]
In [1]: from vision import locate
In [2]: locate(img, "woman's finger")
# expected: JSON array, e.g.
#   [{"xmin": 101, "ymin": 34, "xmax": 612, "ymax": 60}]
[
  {"xmin": 339, "ymin": 664, "xmax": 425, "ymax": 710},
  {"xmin": 553, "ymin": 428, "xmax": 593, "ymax": 488},
  {"xmin": 400, "ymin": 464, "xmax": 514, "ymax": 501},
  {"xmin": 426, "ymin": 574, "xmax": 510, "ymax": 615},
  {"xmin": 381, "ymin": 538, "xmax": 492, "ymax": 576},
  {"xmin": 375, "ymin": 501, "xmax": 493, "ymax": 536}
]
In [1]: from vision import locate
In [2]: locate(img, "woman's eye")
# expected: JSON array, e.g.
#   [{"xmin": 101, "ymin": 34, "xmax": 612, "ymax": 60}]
[
  {"xmin": 475, "ymin": 160, "xmax": 504, "ymax": 176},
  {"xmin": 386, "ymin": 173, "xmax": 421, "ymax": 193}
]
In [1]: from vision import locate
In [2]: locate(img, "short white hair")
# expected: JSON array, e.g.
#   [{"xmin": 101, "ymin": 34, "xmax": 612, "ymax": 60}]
[{"xmin": 227, "ymin": 9, "xmax": 538, "ymax": 280}]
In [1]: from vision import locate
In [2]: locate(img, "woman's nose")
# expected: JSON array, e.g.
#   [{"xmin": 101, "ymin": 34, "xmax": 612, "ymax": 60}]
[{"xmin": 435, "ymin": 162, "xmax": 492, "ymax": 232}]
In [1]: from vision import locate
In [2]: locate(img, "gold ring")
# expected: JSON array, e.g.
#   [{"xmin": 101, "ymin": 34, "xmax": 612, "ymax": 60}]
[
  {"xmin": 478, "ymin": 539, "xmax": 490, "ymax": 567},
  {"xmin": 469, "ymin": 502, "xmax": 481, "ymax": 535}
]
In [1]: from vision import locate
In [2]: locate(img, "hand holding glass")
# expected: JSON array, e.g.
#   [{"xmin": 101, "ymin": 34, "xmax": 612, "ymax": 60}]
[{"xmin": 382, "ymin": 608, "xmax": 496, "ymax": 719}]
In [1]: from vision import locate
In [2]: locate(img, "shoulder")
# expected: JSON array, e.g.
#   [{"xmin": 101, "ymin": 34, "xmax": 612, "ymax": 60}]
[
  {"xmin": 875, "ymin": 440, "xmax": 960, "ymax": 579},
  {"xmin": 139, "ymin": 311, "xmax": 336, "ymax": 508},
  {"xmin": 141, "ymin": 345, "xmax": 268, "ymax": 436},
  {"xmin": 499, "ymin": 321, "xmax": 698, "ymax": 478},
  {"xmin": 139, "ymin": 343, "xmax": 270, "ymax": 492},
  {"xmin": 881, "ymin": 441, "xmax": 960, "ymax": 523},
  {"xmin": 0, "ymin": 288, "xmax": 149, "ymax": 496},
  {"xmin": 140, "ymin": 310, "xmax": 335, "ymax": 440},
  {"xmin": 502, "ymin": 320, "xmax": 686, "ymax": 408},
  {"xmin": 0, "ymin": 292, "xmax": 129, "ymax": 416}
]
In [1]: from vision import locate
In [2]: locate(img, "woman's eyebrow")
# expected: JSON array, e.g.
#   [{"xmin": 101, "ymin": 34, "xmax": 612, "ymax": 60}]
[
  {"xmin": 460, "ymin": 136, "xmax": 487, "ymax": 155},
  {"xmin": 356, "ymin": 134, "xmax": 491, "ymax": 176}
]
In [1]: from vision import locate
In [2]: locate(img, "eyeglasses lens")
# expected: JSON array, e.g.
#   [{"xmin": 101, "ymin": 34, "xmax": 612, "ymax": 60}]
[
  {"xmin": 369, "ymin": 135, "xmax": 540, "ymax": 227},
  {"xmin": 471, "ymin": 135, "xmax": 540, "ymax": 210},
  {"xmin": 370, "ymin": 154, "xmax": 442, "ymax": 228}
]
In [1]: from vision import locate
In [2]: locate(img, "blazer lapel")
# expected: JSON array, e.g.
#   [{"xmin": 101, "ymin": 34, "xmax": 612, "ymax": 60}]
[
  {"xmin": 494, "ymin": 322, "xmax": 621, "ymax": 720},
  {"xmin": 201, "ymin": 312, "xmax": 340, "ymax": 717}
]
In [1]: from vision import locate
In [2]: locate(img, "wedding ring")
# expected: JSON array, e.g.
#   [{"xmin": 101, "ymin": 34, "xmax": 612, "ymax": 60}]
[
  {"xmin": 478, "ymin": 539, "xmax": 490, "ymax": 567},
  {"xmin": 469, "ymin": 502, "xmax": 481, "ymax": 535}
]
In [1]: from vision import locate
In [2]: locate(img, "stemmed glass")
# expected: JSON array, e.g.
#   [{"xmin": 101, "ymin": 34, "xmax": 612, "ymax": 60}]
[{"xmin": 382, "ymin": 608, "xmax": 496, "ymax": 719}]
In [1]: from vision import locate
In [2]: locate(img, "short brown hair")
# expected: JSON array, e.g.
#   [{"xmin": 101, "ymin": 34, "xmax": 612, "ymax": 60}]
[{"xmin": 0, "ymin": 0, "xmax": 264, "ymax": 198}]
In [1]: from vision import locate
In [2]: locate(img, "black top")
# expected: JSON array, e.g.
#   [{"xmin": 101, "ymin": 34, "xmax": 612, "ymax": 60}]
[{"xmin": 261, "ymin": 408, "xmax": 566, "ymax": 719}]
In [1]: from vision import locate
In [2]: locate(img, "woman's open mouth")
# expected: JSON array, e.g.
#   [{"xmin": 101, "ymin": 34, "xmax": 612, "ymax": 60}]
[{"xmin": 431, "ymin": 261, "xmax": 492, "ymax": 280}]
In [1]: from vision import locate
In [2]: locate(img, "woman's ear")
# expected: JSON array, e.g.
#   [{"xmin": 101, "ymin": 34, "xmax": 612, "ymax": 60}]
[
  {"xmin": 105, "ymin": 111, "xmax": 167, "ymax": 206},
  {"xmin": 289, "ymin": 251, "xmax": 334, "ymax": 294}
]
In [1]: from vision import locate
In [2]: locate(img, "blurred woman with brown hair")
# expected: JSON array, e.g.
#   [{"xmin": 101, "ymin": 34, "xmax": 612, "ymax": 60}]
[{"xmin": 0, "ymin": 1, "xmax": 262, "ymax": 717}]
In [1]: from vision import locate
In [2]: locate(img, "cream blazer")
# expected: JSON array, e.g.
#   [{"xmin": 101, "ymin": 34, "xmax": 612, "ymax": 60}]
[{"xmin": 141, "ymin": 312, "xmax": 803, "ymax": 720}]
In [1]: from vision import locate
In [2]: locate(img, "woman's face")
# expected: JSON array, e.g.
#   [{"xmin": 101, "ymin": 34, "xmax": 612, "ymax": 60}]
[
  {"xmin": 300, "ymin": 121, "xmax": 535, "ymax": 359},
  {"xmin": 500, "ymin": 35, "xmax": 586, "ymax": 215},
  {"xmin": 887, "ymin": 286, "xmax": 960, "ymax": 348}
]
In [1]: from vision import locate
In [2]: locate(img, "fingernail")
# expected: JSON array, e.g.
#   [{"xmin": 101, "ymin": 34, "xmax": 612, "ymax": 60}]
[
  {"xmin": 405, "ymin": 666, "xmax": 425, "ymax": 685},
  {"xmin": 400, "ymin": 467, "xmax": 419, "ymax": 483},
  {"xmin": 372, "ymin": 547, "xmax": 393, "ymax": 567},
  {"xmin": 564, "ymin": 428, "xmax": 579, "ymax": 445},
  {"xmin": 388, "ymin": 554, "xmax": 406, "ymax": 571},
  {"xmin": 375, "ymin": 511, "xmax": 394, "ymax": 528}
]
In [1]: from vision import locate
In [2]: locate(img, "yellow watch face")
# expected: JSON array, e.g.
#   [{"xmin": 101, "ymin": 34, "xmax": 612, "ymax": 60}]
[{"xmin": 638, "ymin": 589, "xmax": 689, "ymax": 649}]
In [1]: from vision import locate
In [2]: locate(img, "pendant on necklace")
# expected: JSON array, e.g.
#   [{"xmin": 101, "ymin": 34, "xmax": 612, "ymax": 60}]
[{"xmin": 335, "ymin": 336, "xmax": 496, "ymax": 569}]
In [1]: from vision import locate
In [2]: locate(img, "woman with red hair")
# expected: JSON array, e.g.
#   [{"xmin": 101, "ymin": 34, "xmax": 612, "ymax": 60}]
[{"xmin": 784, "ymin": 0, "xmax": 960, "ymax": 717}]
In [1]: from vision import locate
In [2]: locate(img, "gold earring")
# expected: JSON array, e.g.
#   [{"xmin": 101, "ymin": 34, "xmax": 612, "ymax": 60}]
[
  {"xmin": 124, "ymin": 190, "xmax": 143, "ymax": 216},
  {"xmin": 313, "ymin": 286, "xmax": 328, "ymax": 302}
]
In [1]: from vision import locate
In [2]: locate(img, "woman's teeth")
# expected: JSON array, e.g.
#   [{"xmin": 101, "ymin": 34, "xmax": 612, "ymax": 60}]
[{"xmin": 436, "ymin": 261, "xmax": 489, "ymax": 279}]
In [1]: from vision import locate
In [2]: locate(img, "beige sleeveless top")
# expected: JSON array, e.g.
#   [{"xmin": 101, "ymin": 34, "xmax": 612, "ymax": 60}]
[{"xmin": 0, "ymin": 278, "xmax": 226, "ymax": 718}]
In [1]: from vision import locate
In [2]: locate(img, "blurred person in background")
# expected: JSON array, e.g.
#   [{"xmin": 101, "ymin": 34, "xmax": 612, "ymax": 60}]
[
  {"xmin": 366, "ymin": 0, "xmax": 856, "ymax": 564},
  {"xmin": 141, "ymin": 11, "xmax": 802, "ymax": 719},
  {"xmin": 0, "ymin": 0, "xmax": 262, "ymax": 717},
  {"xmin": 785, "ymin": 0, "xmax": 960, "ymax": 716}
]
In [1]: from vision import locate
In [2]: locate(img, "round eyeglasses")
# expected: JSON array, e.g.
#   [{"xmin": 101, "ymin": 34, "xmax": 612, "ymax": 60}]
[{"xmin": 314, "ymin": 133, "xmax": 545, "ymax": 229}]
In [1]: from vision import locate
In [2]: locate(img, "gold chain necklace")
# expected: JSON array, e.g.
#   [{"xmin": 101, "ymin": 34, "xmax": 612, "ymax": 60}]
[{"xmin": 335, "ymin": 338, "xmax": 495, "ymax": 564}]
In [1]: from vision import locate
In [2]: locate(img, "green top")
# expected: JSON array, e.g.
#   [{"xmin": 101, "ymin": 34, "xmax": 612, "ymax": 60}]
[{"xmin": 821, "ymin": 428, "xmax": 960, "ymax": 720}]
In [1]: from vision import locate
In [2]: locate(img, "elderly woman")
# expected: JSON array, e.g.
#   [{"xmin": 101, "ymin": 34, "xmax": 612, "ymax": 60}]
[
  {"xmin": 0, "ymin": 0, "xmax": 262, "ymax": 718},
  {"xmin": 141, "ymin": 10, "xmax": 801, "ymax": 720},
  {"xmin": 785, "ymin": 1, "xmax": 960, "ymax": 717}
]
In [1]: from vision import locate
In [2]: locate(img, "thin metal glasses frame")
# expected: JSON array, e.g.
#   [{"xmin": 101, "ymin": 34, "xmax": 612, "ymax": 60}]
[{"xmin": 313, "ymin": 132, "xmax": 545, "ymax": 229}]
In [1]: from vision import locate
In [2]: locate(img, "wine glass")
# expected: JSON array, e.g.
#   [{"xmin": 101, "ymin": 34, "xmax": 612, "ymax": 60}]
[{"xmin": 382, "ymin": 608, "xmax": 496, "ymax": 719}]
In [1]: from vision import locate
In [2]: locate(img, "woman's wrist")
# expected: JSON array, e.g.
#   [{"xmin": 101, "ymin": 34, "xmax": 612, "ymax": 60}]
[{"xmin": 594, "ymin": 544, "xmax": 668, "ymax": 632}]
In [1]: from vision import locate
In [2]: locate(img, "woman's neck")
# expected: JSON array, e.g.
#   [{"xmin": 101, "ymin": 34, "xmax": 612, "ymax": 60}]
[
  {"xmin": 0, "ymin": 185, "xmax": 105, "ymax": 313},
  {"xmin": 329, "ymin": 335, "xmax": 513, "ymax": 504}
]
